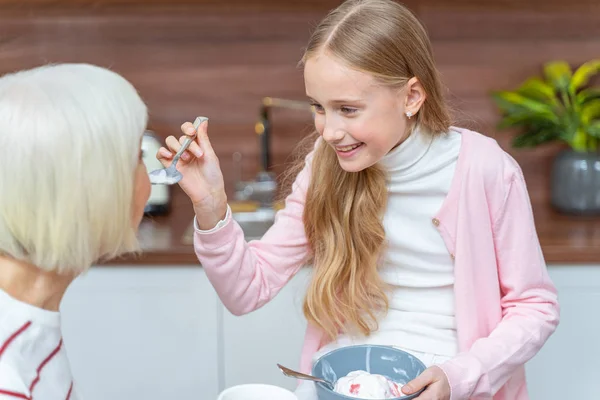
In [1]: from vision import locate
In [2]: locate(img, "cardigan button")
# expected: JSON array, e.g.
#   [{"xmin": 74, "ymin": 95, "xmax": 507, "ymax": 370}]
[
  {"xmin": 450, "ymin": 254, "xmax": 455, "ymax": 261},
  {"xmin": 432, "ymin": 218, "xmax": 440, "ymax": 227}
]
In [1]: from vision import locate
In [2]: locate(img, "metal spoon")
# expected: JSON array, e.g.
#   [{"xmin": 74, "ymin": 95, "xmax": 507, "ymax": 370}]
[
  {"xmin": 148, "ymin": 116, "xmax": 207, "ymax": 185},
  {"xmin": 276, "ymin": 363, "xmax": 335, "ymax": 390}
]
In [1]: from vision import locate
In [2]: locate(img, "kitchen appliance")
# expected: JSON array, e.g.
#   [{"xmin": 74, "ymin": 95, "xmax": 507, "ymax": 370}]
[{"xmin": 141, "ymin": 130, "xmax": 170, "ymax": 215}]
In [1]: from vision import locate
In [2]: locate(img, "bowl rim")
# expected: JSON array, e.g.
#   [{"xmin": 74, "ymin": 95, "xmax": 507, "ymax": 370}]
[
  {"xmin": 217, "ymin": 383, "xmax": 298, "ymax": 400},
  {"xmin": 310, "ymin": 344, "xmax": 427, "ymax": 400}
]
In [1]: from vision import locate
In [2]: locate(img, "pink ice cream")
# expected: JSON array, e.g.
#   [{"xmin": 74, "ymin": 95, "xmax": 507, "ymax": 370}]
[{"xmin": 334, "ymin": 370, "xmax": 405, "ymax": 399}]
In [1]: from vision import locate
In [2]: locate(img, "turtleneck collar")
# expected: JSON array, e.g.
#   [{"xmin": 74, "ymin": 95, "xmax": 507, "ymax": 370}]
[{"xmin": 378, "ymin": 125, "xmax": 434, "ymax": 173}]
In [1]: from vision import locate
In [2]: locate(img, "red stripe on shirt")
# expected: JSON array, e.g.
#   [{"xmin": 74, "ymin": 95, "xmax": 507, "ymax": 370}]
[
  {"xmin": 28, "ymin": 339, "xmax": 63, "ymax": 394},
  {"xmin": 0, "ymin": 321, "xmax": 32, "ymax": 360},
  {"xmin": 0, "ymin": 389, "xmax": 29, "ymax": 399},
  {"xmin": 65, "ymin": 382, "xmax": 73, "ymax": 400}
]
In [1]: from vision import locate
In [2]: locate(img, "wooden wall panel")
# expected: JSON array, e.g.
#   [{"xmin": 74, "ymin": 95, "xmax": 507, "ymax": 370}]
[
  {"xmin": 421, "ymin": 4, "xmax": 600, "ymax": 206},
  {"xmin": 1, "ymin": 1, "xmax": 599, "ymax": 258},
  {"xmin": 0, "ymin": 5, "xmax": 325, "ymax": 191},
  {"xmin": 0, "ymin": 0, "xmax": 344, "ymax": 11}
]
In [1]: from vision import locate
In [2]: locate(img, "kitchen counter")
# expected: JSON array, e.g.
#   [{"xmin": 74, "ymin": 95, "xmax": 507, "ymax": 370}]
[{"xmin": 100, "ymin": 196, "xmax": 600, "ymax": 266}]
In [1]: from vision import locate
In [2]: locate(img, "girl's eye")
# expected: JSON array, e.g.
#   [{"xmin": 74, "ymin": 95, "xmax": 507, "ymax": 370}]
[
  {"xmin": 341, "ymin": 106, "xmax": 358, "ymax": 115},
  {"xmin": 311, "ymin": 103, "xmax": 325, "ymax": 113}
]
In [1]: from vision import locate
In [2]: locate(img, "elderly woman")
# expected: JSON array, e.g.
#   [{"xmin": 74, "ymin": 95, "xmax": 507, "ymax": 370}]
[{"xmin": 0, "ymin": 63, "xmax": 150, "ymax": 399}]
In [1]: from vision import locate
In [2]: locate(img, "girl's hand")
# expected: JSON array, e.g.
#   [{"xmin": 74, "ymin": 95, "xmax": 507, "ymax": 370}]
[
  {"xmin": 157, "ymin": 119, "xmax": 228, "ymax": 230},
  {"xmin": 402, "ymin": 366, "xmax": 451, "ymax": 400}
]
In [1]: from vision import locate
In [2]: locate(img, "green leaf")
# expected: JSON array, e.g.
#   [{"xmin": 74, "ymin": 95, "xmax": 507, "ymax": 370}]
[
  {"xmin": 492, "ymin": 91, "xmax": 559, "ymax": 123},
  {"xmin": 587, "ymin": 122, "xmax": 600, "ymax": 138},
  {"xmin": 492, "ymin": 91, "xmax": 551, "ymax": 114},
  {"xmin": 589, "ymin": 136, "xmax": 599, "ymax": 152},
  {"xmin": 512, "ymin": 128, "xmax": 560, "ymax": 148},
  {"xmin": 570, "ymin": 129, "xmax": 588, "ymax": 152},
  {"xmin": 581, "ymin": 100, "xmax": 600, "ymax": 125},
  {"xmin": 517, "ymin": 78, "xmax": 558, "ymax": 106},
  {"xmin": 577, "ymin": 88, "xmax": 600, "ymax": 104},
  {"xmin": 497, "ymin": 115, "xmax": 532, "ymax": 129},
  {"xmin": 570, "ymin": 59, "xmax": 600, "ymax": 93},
  {"xmin": 544, "ymin": 61, "xmax": 572, "ymax": 92},
  {"xmin": 497, "ymin": 113, "xmax": 559, "ymax": 130},
  {"xmin": 561, "ymin": 109, "xmax": 581, "ymax": 135}
]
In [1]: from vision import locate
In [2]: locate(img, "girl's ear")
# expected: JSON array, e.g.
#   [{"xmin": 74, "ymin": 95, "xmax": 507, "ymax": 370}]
[{"xmin": 402, "ymin": 77, "xmax": 426, "ymax": 118}]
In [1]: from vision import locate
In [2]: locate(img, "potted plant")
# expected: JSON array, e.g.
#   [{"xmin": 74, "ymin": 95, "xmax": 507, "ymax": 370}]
[{"xmin": 492, "ymin": 59, "xmax": 600, "ymax": 215}]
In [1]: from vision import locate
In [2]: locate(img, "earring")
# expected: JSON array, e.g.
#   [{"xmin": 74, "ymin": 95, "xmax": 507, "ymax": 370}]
[{"xmin": 406, "ymin": 111, "xmax": 413, "ymax": 119}]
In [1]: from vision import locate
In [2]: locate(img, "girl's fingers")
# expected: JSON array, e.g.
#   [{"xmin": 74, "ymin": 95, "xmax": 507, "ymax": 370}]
[
  {"xmin": 181, "ymin": 118, "xmax": 211, "ymax": 157},
  {"xmin": 157, "ymin": 147, "xmax": 173, "ymax": 160},
  {"xmin": 165, "ymin": 135, "xmax": 182, "ymax": 153},
  {"xmin": 196, "ymin": 118, "xmax": 212, "ymax": 151},
  {"xmin": 180, "ymin": 122, "xmax": 197, "ymax": 138},
  {"xmin": 178, "ymin": 135, "xmax": 203, "ymax": 158}
]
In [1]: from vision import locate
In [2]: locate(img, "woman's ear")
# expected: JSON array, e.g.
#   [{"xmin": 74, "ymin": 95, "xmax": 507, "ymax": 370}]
[{"xmin": 402, "ymin": 77, "xmax": 426, "ymax": 118}]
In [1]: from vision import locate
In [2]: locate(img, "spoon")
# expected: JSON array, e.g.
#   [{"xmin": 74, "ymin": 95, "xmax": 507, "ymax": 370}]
[
  {"xmin": 276, "ymin": 363, "xmax": 335, "ymax": 390},
  {"xmin": 148, "ymin": 116, "xmax": 207, "ymax": 185}
]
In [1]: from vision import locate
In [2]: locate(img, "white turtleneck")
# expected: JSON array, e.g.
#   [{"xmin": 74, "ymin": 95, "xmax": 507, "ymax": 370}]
[{"xmin": 316, "ymin": 127, "xmax": 462, "ymax": 359}]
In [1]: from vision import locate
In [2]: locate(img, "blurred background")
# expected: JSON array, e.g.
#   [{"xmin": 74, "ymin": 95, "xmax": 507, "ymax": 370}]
[{"xmin": 1, "ymin": 0, "xmax": 599, "ymax": 399}]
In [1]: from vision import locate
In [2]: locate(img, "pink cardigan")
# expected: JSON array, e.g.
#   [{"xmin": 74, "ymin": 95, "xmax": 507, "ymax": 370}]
[{"xmin": 194, "ymin": 127, "xmax": 560, "ymax": 400}]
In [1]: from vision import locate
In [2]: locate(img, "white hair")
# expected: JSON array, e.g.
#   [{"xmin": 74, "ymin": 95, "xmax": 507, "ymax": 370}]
[{"xmin": 0, "ymin": 63, "xmax": 148, "ymax": 274}]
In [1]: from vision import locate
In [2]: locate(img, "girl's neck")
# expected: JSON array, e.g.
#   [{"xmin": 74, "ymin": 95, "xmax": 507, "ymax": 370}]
[
  {"xmin": 380, "ymin": 124, "xmax": 433, "ymax": 172},
  {"xmin": 0, "ymin": 255, "xmax": 75, "ymax": 311}
]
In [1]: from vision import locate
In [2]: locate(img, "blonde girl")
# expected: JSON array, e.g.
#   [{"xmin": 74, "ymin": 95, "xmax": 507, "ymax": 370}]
[{"xmin": 159, "ymin": 1, "xmax": 559, "ymax": 399}]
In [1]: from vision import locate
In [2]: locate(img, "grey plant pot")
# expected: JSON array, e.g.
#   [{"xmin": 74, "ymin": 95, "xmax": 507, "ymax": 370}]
[{"xmin": 551, "ymin": 149, "xmax": 600, "ymax": 215}]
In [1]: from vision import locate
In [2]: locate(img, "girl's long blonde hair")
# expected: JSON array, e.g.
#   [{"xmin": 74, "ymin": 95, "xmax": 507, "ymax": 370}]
[{"xmin": 296, "ymin": 0, "xmax": 451, "ymax": 340}]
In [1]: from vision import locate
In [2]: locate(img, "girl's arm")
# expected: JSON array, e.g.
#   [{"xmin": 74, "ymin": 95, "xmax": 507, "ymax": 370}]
[
  {"xmin": 193, "ymin": 154, "xmax": 313, "ymax": 316},
  {"xmin": 440, "ymin": 156, "xmax": 560, "ymax": 399}
]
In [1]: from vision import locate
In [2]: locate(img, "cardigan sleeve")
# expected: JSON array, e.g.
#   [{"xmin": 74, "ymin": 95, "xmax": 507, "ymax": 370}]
[
  {"xmin": 439, "ymin": 158, "xmax": 560, "ymax": 399},
  {"xmin": 193, "ymin": 150, "xmax": 313, "ymax": 316}
]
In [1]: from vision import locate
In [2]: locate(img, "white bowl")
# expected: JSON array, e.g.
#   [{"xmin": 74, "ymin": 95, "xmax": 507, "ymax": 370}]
[{"xmin": 217, "ymin": 384, "xmax": 298, "ymax": 400}]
